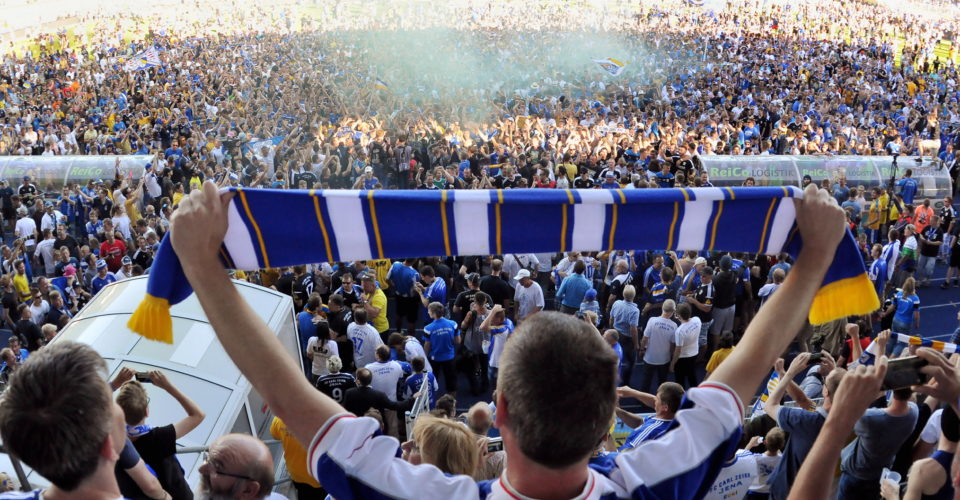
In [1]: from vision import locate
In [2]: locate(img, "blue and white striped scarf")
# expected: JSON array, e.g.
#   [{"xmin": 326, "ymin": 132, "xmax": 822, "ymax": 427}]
[{"xmin": 129, "ymin": 187, "xmax": 879, "ymax": 343}]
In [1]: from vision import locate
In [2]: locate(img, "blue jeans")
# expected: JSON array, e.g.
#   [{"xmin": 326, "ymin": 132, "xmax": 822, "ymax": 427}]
[
  {"xmin": 888, "ymin": 319, "xmax": 913, "ymax": 356},
  {"xmin": 917, "ymin": 255, "xmax": 937, "ymax": 283},
  {"xmin": 837, "ymin": 473, "xmax": 880, "ymax": 500}
]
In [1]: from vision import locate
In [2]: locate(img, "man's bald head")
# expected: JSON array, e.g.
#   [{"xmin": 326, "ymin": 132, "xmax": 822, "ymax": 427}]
[
  {"xmin": 199, "ymin": 433, "xmax": 274, "ymax": 500},
  {"xmin": 466, "ymin": 402, "xmax": 493, "ymax": 436}
]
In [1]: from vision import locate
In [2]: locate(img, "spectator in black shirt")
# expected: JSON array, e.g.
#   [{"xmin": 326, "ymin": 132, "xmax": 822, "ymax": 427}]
[
  {"xmin": 53, "ymin": 225, "xmax": 80, "ymax": 259},
  {"xmin": 15, "ymin": 303, "xmax": 43, "ymax": 352},
  {"xmin": 574, "ymin": 169, "xmax": 595, "ymax": 189},
  {"xmin": 709, "ymin": 256, "xmax": 738, "ymax": 356},
  {"xmin": 315, "ymin": 356, "xmax": 358, "ymax": 405},
  {"xmin": 343, "ymin": 368, "xmax": 414, "ymax": 417},
  {"xmin": 479, "ymin": 259, "xmax": 515, "ymax": 308},
  {"xmin": 326, "ymin": 294, "xmax": 355, "ymax": 372},
  {"xmin": 116, "ymin": 370, "xmax": 205, "ymax": 500},
  {"xmin": 916, "ymin": 215, "xmax": 943, "ymax": 287},
  {"xmin": 452, "ymin": 273, "xmax": 481, "ymax": 323}
]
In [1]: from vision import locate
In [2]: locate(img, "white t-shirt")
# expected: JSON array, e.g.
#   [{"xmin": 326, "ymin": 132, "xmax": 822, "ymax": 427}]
[
  {"xmin": 364, "ymin": 360, "xmax": 406, "ymax": 402},
  {"xmin": 29, "ymin": 300, "xmax": 49, "ymax": 326},
  {"xmin": 703, "ymin": 452, "xmax": 757, "ymax": 500},
  {"xmin": 346, "ymin": 322, "xmax": 383, "ymax": 368},
  {"xmin": 643, "ymin": 316, "xmax": 677, "ymax": 365},
  {"xmin": 514, "ymin": 282, "xmax": 544, "ymax": 321},
  {"xmin": 15, "ymin": 217, "xmax": 36, "ymax": 246},
  {"xmin": 403, "ymin": 338, "xmax": 432, "ymax": 372},
  {"xmin": 113, "ymin": 214, "xmax": 132, "ymax": 241},
  {"xmin": 675, "ymin": 317, "xmax": 702, "ymax": 359},
  {"xmin": 920, "ymin": 408, "xmax": 943, "ymax": 445},
  {"xmin": 306, "ymin": 336, "xmax": 339, "ymax": 377},
  {"xmin": 904, "ymin": 235, "xmax": 918, "ymax": 253}
]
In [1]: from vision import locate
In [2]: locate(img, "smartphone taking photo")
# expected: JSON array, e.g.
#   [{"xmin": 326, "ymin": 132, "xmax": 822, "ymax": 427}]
[{"xmin": 881, "ymin": 356, "xmax": 930, "ymax": 391}]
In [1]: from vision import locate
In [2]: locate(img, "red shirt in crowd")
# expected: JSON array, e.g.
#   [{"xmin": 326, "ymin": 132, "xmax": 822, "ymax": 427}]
[{"xmin": 100, "ymin": 239, "xmax": 127, "ymax": 272}]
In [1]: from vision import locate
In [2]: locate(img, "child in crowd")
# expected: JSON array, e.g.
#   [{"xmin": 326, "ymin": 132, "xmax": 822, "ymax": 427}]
[{"xmin": 579, "ymin": 288, "xmax": 601, "ymax": 326}]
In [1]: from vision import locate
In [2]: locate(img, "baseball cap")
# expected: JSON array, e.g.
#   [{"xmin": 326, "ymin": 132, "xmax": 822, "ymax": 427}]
[
  {"xmin": 44, "ymin": 201, "xmax": 53, "ymax": 208},
  {"xmin": 514, "ymin": 269, "xmax": 531, "ymax": 281},
  {"xmin": 122, "ymin": 256, "xmax": 132, "ymax": 265},
  {"xmin": 22, "ymin": 176, "xmax": 29, "ymax": 181},
  {"xmin": 585, "ymin": 289, "xmax": 598, "ymax": 300},
  {"xmin": 364, "ymin": 166, "xmax": 373, "ymax": 173},
  {"xmin": 96, "ymin": 259, "xmax": 107, "ymax": 270},
  {"xmin": 719, "ymin": 255, "xmax": 733, "ymax": 271},
  {"xmin": 359, "ymin": 272, "xmax": 375, "ymax": 282},
  {"xmin": 63, "ymin": 265, "xmax": 76, "ymax": 277},
  {"xmin": 694, "ymin": 257, "xmax": 707, "ymax": 266}
]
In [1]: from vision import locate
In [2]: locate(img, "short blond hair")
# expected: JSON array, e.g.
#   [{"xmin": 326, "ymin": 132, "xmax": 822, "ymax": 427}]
[
  {"xmin": 116, "ymin": 380, "xmax": 150, "ymax": 425},
  {"xmin": 412, "ymin": 416, "xmax": 479, "ymax": 476}
]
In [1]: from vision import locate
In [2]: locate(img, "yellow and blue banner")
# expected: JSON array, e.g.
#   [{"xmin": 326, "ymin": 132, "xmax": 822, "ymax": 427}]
[
  {"xmin": 129, "ymin": 187, "xmax": 879, "ymax": 343},
  {"xmin": 123, "ymin": 46, "xmax": 161, "ymax": 72},
  {"xmin": 594, "ymin": 58, "xmax": 626, "ymax": 77}
]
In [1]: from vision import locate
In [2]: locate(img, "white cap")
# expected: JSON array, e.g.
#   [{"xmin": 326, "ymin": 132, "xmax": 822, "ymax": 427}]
[
  {"xmin": 514, "ymin": 269, "xmax": 531, "ymax": 281},
  {"xmin": 695, "ymin": 257, "xmax": 708, "ymax": 266},
  {"xmin": 364, "ymin": 166, "xmax": 373, "ymax": 173}
]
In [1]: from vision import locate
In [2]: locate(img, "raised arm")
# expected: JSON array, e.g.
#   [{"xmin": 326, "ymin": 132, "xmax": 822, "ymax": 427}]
[
  {"xmin": 764, "ymin": 353, "xmax": 811, "ymax": 423},
  {"xmin": 170, "ymin": 181, "xmax": 342, "ymax": 448},
  {"xmin": 149, "ymin": 371, "xmax": 205, "ymax": 439},
  {"xmin": 708, "ymin": 184, "xmax": 846, "ymax": 405},
  {"xmin": 788, "ymin": 358, "xmax": 887, "ymax": 500}
]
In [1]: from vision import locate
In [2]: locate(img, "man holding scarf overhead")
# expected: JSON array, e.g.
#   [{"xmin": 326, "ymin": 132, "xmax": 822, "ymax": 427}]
[{"xmin": 152, "ymin": 181, "xmax": 865, "ymax": 500}]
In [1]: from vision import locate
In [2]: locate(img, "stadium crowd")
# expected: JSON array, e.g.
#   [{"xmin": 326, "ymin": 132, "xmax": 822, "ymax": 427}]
[{"xmin": 0, "ymin": 0, "xmax": 957, "ymax": 498}]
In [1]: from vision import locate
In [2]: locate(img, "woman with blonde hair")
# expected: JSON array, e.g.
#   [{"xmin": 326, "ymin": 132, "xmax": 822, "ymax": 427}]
[
  {"xmin": 886, "ymin": 277, "xmax": 920, "ymax": 356},
  {"xmin": 401, "ymin": 415, "xmax": 480, "ymax": 476}
]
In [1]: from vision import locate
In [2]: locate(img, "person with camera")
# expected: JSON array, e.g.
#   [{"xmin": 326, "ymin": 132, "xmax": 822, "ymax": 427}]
[
  {"xmin": 115, "ymin": 370, "xmax": 206, "ymax": 500},
  {"xmin": 460, "ymin": 291, "xmax": 491, "ymax": 395},
  {"xmin": 765, "ymin": 350, "xmax": 849, "ymax": 500},
  {"xmin": 836, "ymin": 375, "xmax": 918, "ymax": 499}
]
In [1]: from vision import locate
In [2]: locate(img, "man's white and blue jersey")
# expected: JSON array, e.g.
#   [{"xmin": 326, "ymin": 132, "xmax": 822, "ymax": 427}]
[
  {"xmin": 307, "ymin": 383, "xmax": 744, "ymax": 499},
  {"xmin": 880, "ymin": 241, "xmax": 900, "ymax": 281},
  {"xmin": 404, "ymin": 371, "xmax": 439, "ymax": 408},
  {"xmin": 618, "ymin": 417, "xmax": 673, "ymax": 451},
  {"xmin": 425, "ymin": 278, "xmax": 447, "ymax": 305},
  {"xmin": 868, "ymin": 258, "xmax": 888, "ymax": 297}
]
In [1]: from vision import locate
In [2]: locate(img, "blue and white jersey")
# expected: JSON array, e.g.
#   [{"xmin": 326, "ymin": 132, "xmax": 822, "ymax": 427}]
[
  {"xmin": 425, "ymin": 278, "xmax": 447, "ymax": 305},
  {"xmin": 91, "ymin": 272, "xmax": 117, "ymax": 294},
  {"xmin": 879, "ymin": 240, "xmax": 900, "ymax": 281},
  {"xmin": 487, "ymin": 320, "xmax": 515, "ymax": 369},
  {"xmin": 308, "ymin": 383, "xmax": 744, "ymax": 500},
  {"xmin": 702, "ymin": 452, "xmax": 757, "ymax": 500},
  {"xmin": 619, "ymin": 417, "xmax": 673, "ymax": 451},
  {"xmin": 868, "ymin": 258, "xmax": 888, "ymax": 298},
  {"xmin": 404, "ymin": 371, "xmax": 439, "ymax": 409}
]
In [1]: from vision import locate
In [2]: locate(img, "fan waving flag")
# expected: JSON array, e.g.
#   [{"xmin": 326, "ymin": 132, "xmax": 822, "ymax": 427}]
[
  {"xmin": 123, "ymin": 46, "xmax": 161, "ymax": 72},
  {"xmin": 594, "ymin": 58, "xmax": 626, "ymax": 77},
  {"xmin": 129, "ymin": 187, "xmax": 879, "ymax": 343}
]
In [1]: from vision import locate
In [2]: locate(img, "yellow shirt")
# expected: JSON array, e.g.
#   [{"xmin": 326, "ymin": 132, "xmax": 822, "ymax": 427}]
[
  {"xmin": 367, "ymin": 288, "xmax": 389, "ymax": 333},
  {"xmin": 13, "ymin": 273, "xmax": 30, "ymax": 301},
  {"xmin": 557, "ymin": 163, "xmax": 577, "ymax": 181},
  {"xmin": 706, "ymin": 347, "xmax": 734, "ymax": 373},
  {"xmin": 125, "ymin": 198, "xmax": 142, "ymax": 225},
  {"xmin": 172, "ymin": 192, "xmax": 184, "ymax": 207},
  {"xmin": 370, "ymin": 259, "xmax": 391, "ymax": 291},
  {"xmin": 269, "ymin": 417, "xmax": 321, "ymax": 488}
]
